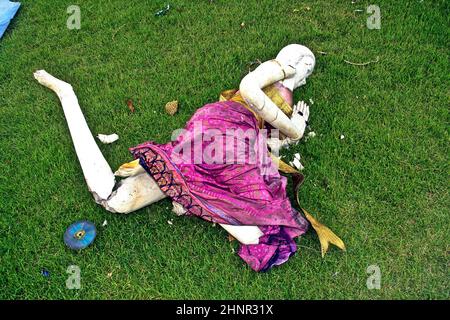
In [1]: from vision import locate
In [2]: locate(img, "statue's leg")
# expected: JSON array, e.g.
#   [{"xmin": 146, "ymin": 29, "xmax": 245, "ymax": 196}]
[
  {"xmin": 33, "ymin": 70, "xmax": 166, "ymax": 213},
  {"xmin": 34, "ymin": 70, "xmax": 115, "ymax": 202},
  {"xmin": 103, "ymin": 173, "xmax": 166, "ymax": 214}
]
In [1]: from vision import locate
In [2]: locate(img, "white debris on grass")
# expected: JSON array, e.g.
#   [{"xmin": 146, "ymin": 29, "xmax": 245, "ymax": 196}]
[
  {"xmin": 340, "ymin": 134, "xmax": 345, "ymax": 140},
  {"xmin": 102, "ymin": 220, "xmax": 108, "ymax": 227},
  {"xmin": 289, "ymin": 153, "xmax": 304, "ymax": 171},
  {"xmin": 97, "ymin": 133, "xmax": 119, "ymax": 144},
  {"xmin": 293, "ymin": 158, "xmax": 304, "ymax": 171},
  {"xmin": 304, "ymin": 130, "xmax": 316, "ymax": 142},
  {"xmin": 172, "ymin": 201, "xmax": 187, "ymax": 216},
  {"xmin": 167, "ymin": 219, "xmax": 173, "ymax": 225}
]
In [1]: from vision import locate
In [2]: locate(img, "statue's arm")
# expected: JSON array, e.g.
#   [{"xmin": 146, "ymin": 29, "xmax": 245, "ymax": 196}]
[{"xmin": 239, "ymin": 60, "xmax": 303, "ymax": 140}]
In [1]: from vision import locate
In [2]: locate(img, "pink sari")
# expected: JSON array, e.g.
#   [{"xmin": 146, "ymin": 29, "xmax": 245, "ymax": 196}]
[{"xmin": 130, "ymin": 99, "xmax": 309, "ymax": 271}]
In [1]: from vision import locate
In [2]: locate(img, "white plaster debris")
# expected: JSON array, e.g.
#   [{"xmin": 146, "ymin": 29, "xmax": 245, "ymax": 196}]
[
  {"xmin": 172, "ymin": 201, "xmax": 187, "ymax": 216},
  {"xmin": 289, "ymin": 153, "xmax": 304, "ymax": 171},
  {"xmin": 293, "ymin": 158, "xmax": 304, "ymax": 171},
  {"xmin": 97, "ymin": 133, "xmax": 119, "ymax": 144}
]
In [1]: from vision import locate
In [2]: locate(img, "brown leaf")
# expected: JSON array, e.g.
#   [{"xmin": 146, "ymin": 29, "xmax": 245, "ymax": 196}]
[
  {"xmin": 165, "ymin": 100, "xmax": 178, "ymax": 116},
  {"xmin": 126, "ymin": 99, "xmax": 135, "ymax": 113}
]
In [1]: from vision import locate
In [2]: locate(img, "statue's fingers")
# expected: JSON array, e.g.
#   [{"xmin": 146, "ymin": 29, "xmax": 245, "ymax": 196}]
[
  {"xmin": 293, "ymin": 101, "xmax": 300, "ymax": 114},
  {"xmin": 295, "ymin": 101, "xmax": 305, "ymax": 114},
  {"xmin": 304, "ymin": 103, "xmax": 310, "ymax": 121},
  {"xmin": 298, "ymin": 101, "xmax": 307, "ymax": 115}
]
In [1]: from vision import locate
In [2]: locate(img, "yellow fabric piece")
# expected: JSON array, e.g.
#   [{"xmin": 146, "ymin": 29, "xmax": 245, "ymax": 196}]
[
  {"xmin": 262, "ymin": 85, "xmax": 293, "ymax": 117},
  {"xmin": 219, "ymin": 89, "xmax": 238, "ymax": 102},
  {"xmin": 115, "ymin": 159, "xmax": 142, "ymax": 177},
  {"xmin": 119, "ymin": 159, "xmax": 140, "ymax": 169},
  {"xmin": 220, "ymin": 84, "xmax": 293, "ymax": 129},
  {"xmin": 301, "ymin": 208, "xmax": 346, "ymax": 257}
]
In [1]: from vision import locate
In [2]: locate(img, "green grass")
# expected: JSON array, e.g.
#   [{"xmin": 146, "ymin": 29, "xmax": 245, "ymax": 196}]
[{"xmin": 0, "ymin": 0, "xmax": 448, "ymax": 299}]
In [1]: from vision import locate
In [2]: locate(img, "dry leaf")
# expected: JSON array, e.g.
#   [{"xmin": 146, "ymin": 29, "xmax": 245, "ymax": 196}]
[
  {"xmin": 126, "ymin": 99, "xmax": 135, "ymax": 113},
  {"xmin": 165, "ymin": 100, "xmax": 178, "ymax": 115}
]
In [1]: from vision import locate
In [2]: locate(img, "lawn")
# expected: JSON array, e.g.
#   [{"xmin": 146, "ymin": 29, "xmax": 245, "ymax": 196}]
[{"xmin": 0, "ymin": 0, "xmax": 448, "ymax": 299}]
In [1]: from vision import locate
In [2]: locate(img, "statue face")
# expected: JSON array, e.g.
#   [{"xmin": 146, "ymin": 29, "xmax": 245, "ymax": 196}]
[{"xmin": 276, "ymin": 44, "xmax": 315, "ymax": 90}]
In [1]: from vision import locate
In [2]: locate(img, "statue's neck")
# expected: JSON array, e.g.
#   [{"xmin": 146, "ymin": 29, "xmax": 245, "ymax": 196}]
[{"xmin": 273, "ymin": 81, "xmax": 293, "ymax": 107}]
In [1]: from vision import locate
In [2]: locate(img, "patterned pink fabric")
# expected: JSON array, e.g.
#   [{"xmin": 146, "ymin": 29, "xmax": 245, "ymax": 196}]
[{"xmin": 130, "ymin": 100, "xmax": 308, "ymax": 271}]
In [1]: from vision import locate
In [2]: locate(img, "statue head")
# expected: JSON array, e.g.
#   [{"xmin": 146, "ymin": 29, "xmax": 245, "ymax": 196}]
[{"xmin": 276, "ymin": 44, "xmax": 315, "ymax": 90}]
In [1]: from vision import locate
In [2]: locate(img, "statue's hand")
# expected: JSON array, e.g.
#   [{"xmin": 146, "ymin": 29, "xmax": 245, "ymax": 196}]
[
  {"xmin": 266, "ymin": 101, "xmax": 310, "ymax": 151},
  {"xmin": 290, "ymin": 100, "xmax": 310, "ymax": 140}
]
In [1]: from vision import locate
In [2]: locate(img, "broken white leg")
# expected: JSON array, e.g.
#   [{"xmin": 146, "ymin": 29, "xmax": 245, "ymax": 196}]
[
  {"xmin": 104, "ymin": 173, "xmax": 166, "ymax": 213},
  {"xmin": 34, "ymin": 70, "xmax": 115, "ymax": 202}
]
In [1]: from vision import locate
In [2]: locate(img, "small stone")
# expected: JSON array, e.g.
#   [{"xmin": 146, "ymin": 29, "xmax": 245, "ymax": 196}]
[{"xmin": 340, "ymin": 134, "xmax": 345, "ymax": 140}]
